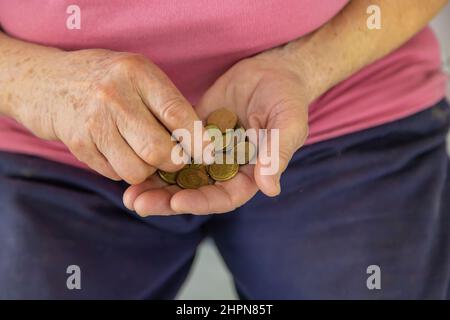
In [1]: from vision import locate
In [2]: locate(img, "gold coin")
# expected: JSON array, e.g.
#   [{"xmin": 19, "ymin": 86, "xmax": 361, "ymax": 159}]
[
  {"xmin": 207, "ymin": 108, "xmax": 238, "ymax": 133},
  {"xmin": 232, "ymin": 127, "xmax": 246, "ymax": 146},
  {"xmin": 158, "ymin": 170, "xmax": 178, "ymax": 184},
  {"xmin": 205, "ymin": 124, "xmax": 220, "ymax": 131},
  {"xmin": 207, "ymin": 163, "xmax": 239, "ymax": 182},
  {"xmin": 188, "ymin": 163, "xmax": 208, "ymax": 174},
  {"xmin": 176, "ymin": 168, "xmax": 210, "ymax": 189},
  {"xmin": 212, "ymin": 151, "xmax": 233, "ymax": 164},
  {"xmin": 205, "ymin": 125, "xmax": 224, "ymax": 151},
  {"xmin": 222, "ymin": 130, "xmax": 236, "ymax": 152},
  {"xmin": 234, "ymin": 141, "xmax": 257, "ymax": 164}
]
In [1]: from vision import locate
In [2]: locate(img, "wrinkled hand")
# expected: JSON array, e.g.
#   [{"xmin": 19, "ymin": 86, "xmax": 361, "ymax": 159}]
[
  {"xmin": 124, "ymin": 47, "xmax": 311, "ymax": 215},
  {"xmin": 16, "ymin": 49, "xmax": 204, "ymax": 184}
]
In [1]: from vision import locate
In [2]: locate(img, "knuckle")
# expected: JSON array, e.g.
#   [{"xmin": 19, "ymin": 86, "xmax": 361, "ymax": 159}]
[
  {"xmin": 69, "ymin": 135, "xmax": 87, "ymax": 154},
  {"xmin": 124, "ymin": 173, "xmax": 146, "ymax": 185},
  {"xmin": 114, "ymin": 101, "xmax": 135, "ymax": 119},
  {"xmin": 169, "ymin": 161, "xmax": 186, "ymax": 171},
  {"xmin": 121, "ymin": 166, "xmax": 150, "ymax": 184},
  {"xmin": 138, "ymin": 142, "xmax": 165, "ymax": 165},
  {"xmin": 85, "ymin": 114, "xmax": 107, "ymax": 138},
  {"xmin": 95, "ymin": 161, "xmax": 111, "ymax": 174},
  {"xmin": 109, "ymin": 54, "xmax": 146, "ymax": 74},
  {"xmin": 160, "ymin": 96, "xmax": 190, "ymax": 128},
  {"xmin": 84, "ymin": 103, "xmax": 114, "ymax": 137},
  {"xmin": 84, "ymin": 116, "xmax": 97, "ymax": 132},
  {"xmin": 92, "ymin": 84, "xmax": 116, "ymax": 104},
  {"xmin": 68, "ymin": 137, "xmax": 97, "ymax": 166},
  {"xmin": 121, "ymin": 174, "xmax": 140, "ymax": 185}
]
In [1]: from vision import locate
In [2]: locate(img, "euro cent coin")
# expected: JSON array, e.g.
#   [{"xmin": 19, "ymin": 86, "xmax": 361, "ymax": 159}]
[
  {"xmin": 207, "ymin": 108, "xmax": 238, "ymax": 133},
  {"xmin": 157, "ymin": 170, "xmax": 178, "ymax": 184},
  {"xmin": 176, "ymin": 168, "xmax": 210, "ymax": 189},
  {"xmin": 207, "ymin": 163, "xmax": 239, "ymax": 182},
  {"xmin": 188, "ymin": 163, "xmax": 208, "ymax": 174}
]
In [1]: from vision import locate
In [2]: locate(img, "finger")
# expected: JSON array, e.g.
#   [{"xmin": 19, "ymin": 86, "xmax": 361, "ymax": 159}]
[
  {"xmin": 68, "ymin": 139, "xmax": 121, "ymax": 181},
  {"xmin": 115, "ymin": 101, "xmax": 185, "ymax": 172},
  {"xmin": 170, "ymin": 165, "xmax": 258, "ymax": 214},
  {"xmin": 135, "ymin": 184, "xmax": 180, "ymax": 216},
  {"xmin": 254, "ymin": 100, "xmax": 308, "ymax": 197},
  {"xmin": 123, "ymin": 174, "xmax": 179, "ymax": 215},
  {"xmin": 86, "ymin": 147, "xmax": 122, "ymax": 181},
  {"xmin": 93, "ymin": 126, "xmax": 156, "ymax": 184},
  {"xmin": 123, "ymin": 174, "xmax": 169, "ymax": 210},
  {"xmin": 135, "ymin": 66, "xmax": 210, "ymax": 163}
]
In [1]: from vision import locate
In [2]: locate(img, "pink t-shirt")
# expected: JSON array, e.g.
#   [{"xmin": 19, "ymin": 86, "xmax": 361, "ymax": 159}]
[{"xmin": 0, "ymin": 0, "xmax": 447, "ymax": 170}]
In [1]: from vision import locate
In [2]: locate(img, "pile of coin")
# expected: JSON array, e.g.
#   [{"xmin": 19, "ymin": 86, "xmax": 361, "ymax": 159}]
[{"xmin": 157, "ymin": 108, "xmax": 257, "ymax": 189}]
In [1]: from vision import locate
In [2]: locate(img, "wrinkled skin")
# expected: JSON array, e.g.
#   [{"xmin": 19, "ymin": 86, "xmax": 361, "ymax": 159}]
[{"xmin": 124, "ymin": 47, "xmax": 310, "ymax": 215}]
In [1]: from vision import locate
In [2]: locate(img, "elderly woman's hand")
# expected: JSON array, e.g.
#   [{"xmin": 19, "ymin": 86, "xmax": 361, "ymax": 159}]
[
  {"xmin": 9, "ymin": 48, "xmax": 205, "ymax": 184},
  {"xmin": 124, "ymin": 46, "xmax": 311, "ymax": 215}
]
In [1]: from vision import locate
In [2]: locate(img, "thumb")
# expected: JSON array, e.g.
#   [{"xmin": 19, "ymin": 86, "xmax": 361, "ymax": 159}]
[
  {"xmin": 254, "ymin": 100, "xmax": 308, "ymax": 197},
  {"xmin": 136, "ymin": 63, "xmax": 210, "ymax": 164}
]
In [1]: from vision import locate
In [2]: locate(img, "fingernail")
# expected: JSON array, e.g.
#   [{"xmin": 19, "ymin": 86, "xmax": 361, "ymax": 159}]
[
  {"xmin": 124, "ymin": 202, "xmax": 134, "ymax": 211},
  {"xmin": 122, "ymin": 195, "xmax": 134, "ymax": 211}
]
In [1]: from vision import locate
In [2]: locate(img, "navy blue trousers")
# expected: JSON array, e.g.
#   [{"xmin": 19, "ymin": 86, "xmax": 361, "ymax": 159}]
[{"xmin": 0, "ymin": 100, "xmax": 449, "ymax": 299}]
